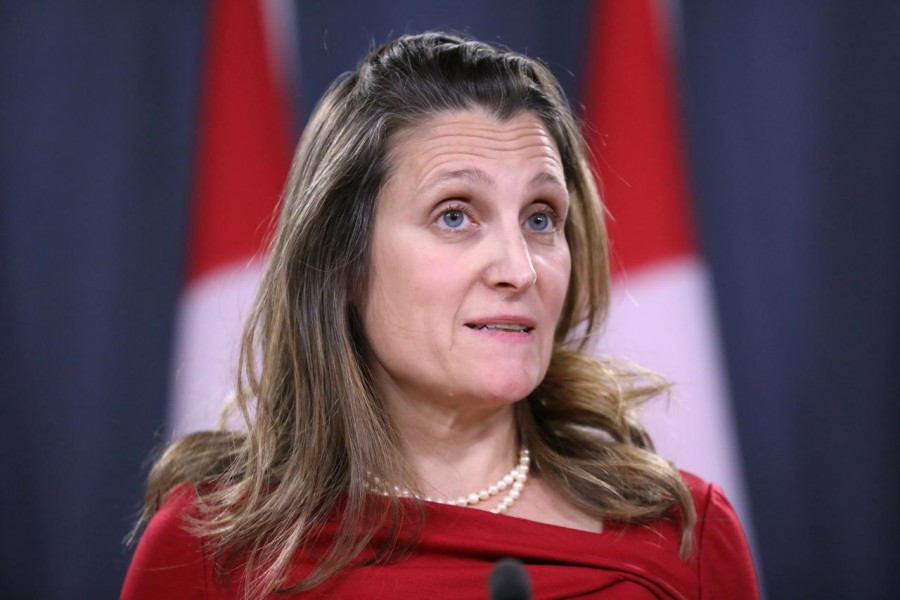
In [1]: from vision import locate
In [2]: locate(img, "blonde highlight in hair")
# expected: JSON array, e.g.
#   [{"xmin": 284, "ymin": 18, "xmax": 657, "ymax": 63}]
[{"xmin": 135, "ymin": 32, "xmax": 695, "ymax": 598}]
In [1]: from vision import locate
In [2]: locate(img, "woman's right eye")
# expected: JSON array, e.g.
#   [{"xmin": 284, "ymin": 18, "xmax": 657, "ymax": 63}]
[{"xmin": 438, "ymin": 208, "xmax": 469, "ymax": 229}]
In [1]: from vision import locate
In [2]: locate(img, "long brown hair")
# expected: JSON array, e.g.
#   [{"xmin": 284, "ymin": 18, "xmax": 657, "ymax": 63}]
[{"xmin": 137, "ymin": 32, "xmax": 695, "ymax": 598}]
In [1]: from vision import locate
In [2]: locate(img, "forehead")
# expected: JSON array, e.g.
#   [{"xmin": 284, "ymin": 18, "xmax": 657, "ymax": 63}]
[{"xmin": 386, "ymin": 110, "xmax": 565, "ymax": 183}]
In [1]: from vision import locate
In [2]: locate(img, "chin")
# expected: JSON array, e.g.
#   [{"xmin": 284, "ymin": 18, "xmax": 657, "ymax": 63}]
[{"xmin": 467, "ymin": 370, "xmax": 544, "ymax": 406}]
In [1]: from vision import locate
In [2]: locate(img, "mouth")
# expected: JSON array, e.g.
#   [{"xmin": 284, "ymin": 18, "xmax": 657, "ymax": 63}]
[{"xmin": 464, "ymin": 322, "xmax": 534, "ymax": 333}]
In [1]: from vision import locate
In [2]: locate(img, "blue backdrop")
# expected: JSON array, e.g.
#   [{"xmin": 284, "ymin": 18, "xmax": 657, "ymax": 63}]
[{"xmin": 2, "ymin": 2, "xmax": 898, "ymax": 598}]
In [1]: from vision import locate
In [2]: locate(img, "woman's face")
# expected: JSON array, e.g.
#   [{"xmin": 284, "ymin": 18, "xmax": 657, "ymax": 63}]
[{"xmin": 360, "ymin": 109, "xmax": 571, "ymax": 412}]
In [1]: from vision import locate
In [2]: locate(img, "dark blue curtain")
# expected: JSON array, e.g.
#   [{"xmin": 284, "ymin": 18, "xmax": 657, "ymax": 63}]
[
  {"xmin": 682, "ymin": 3, "xmax": 900, "ymax": 597},
  {"xmin": 0, "ymin": 3, "xmax": 205, "ymax": 597},
  {"xmin": 2, "ymin": 1, "xmax": 898, "ymax": 598}
]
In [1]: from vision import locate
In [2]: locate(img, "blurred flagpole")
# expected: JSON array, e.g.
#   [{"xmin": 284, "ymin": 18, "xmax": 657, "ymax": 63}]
[
  {"xmin": 582, "ymin": 0, "xmax": 753, "ymax": 525},
  {"xmin": 168, "ymin": 0, "xmax": 296, "ymax": 437}
]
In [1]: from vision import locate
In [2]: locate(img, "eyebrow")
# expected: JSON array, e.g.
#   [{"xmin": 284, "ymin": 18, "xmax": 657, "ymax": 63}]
[
  {"xmin": 527, "ymin": 171, "xmax": 568, "ymax": 192},
  {"xmin": 423, "ymin": 167, "xmax": 567, "ymax": 192},
  {"xmin": 425, "ymin": 168, "xmax": 494, "ymax": 188}
]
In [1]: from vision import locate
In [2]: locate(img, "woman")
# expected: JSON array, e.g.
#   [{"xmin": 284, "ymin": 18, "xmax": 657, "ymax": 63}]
[{"xmin": 122, "ymin": 33, "xmax": 758, "ymax": 599}]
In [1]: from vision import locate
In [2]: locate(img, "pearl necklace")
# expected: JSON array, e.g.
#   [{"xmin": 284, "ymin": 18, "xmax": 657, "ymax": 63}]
[{"xmin": 366, "ymin": 448, "xmax": 530, "ymax": 515}]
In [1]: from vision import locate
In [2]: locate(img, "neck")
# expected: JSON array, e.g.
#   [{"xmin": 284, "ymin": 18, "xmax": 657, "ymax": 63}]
[{"xmin": 384, "ymin": 388, "xmax": 521, "ymax": 502}]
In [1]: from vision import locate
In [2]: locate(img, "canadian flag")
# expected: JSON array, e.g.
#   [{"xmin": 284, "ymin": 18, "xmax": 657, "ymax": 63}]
[
  {"xmin": 582, "ymin": 0, "xmax": 751, "ymax": 519},
  {"xmin": 168, "ymin": 0, "xmax": 294, "ymax": 436}
]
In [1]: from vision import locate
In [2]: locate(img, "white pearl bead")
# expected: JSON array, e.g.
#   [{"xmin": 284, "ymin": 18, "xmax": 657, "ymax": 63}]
[{"xmin": 364, "ymin": 446, "xmax": 529, "ymax": 514}]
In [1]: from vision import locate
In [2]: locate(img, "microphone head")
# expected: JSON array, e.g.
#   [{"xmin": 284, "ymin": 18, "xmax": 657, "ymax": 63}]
[{"xmin": 488, "ymin": 558, "xmax": 532, "ymax": 600}]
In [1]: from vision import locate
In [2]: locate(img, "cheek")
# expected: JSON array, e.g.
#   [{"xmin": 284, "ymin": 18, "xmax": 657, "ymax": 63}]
[
  {"xmin": 367, "ymin": 237, "xmax": 454, "ymax": 324},
  {"xmin": 538, "ymin": 247, "xmax": 572, "ymax": 312}
]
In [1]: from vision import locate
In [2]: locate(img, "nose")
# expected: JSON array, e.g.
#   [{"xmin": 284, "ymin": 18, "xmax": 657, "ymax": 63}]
[{"xmin": 484, "ymin": 226, "xmax": 537, "ymax": 292}]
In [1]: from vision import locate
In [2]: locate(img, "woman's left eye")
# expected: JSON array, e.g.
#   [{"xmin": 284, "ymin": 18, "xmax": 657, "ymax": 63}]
[{"xmin": 526, "ymin": 211, "xmax": 555, "ymax": 232}]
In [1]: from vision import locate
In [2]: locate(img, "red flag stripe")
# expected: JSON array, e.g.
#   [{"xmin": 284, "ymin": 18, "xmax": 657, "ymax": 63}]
[
  {"xmin": 187, "ymin": 0, "xmax": 293, "ymax": 282},
  {"xmin": 582, "ymin": 0, "xmax": 695, "ymax": 275}
]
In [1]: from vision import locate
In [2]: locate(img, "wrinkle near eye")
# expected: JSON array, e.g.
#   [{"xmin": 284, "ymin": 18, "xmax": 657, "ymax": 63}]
[{"xmin": 380, "ymin": 111, "xmax": 569, "ymax": 238}]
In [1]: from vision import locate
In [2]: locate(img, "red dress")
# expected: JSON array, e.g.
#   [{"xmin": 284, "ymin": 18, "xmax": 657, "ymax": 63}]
[{"xmin": 121, "ymin": 471, "xmax": 758, "ymax": 599}]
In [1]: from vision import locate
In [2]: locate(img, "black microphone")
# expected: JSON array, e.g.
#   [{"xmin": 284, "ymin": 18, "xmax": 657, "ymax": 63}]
[{"xmin": 488, "ymin": 558, "xmax": 532, "ymax": 600}]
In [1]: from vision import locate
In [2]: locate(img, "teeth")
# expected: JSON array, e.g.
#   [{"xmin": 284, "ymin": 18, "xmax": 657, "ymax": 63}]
[{"xmin": 475, "ymin": 323, "xmax": 530, "ymax": 332}]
